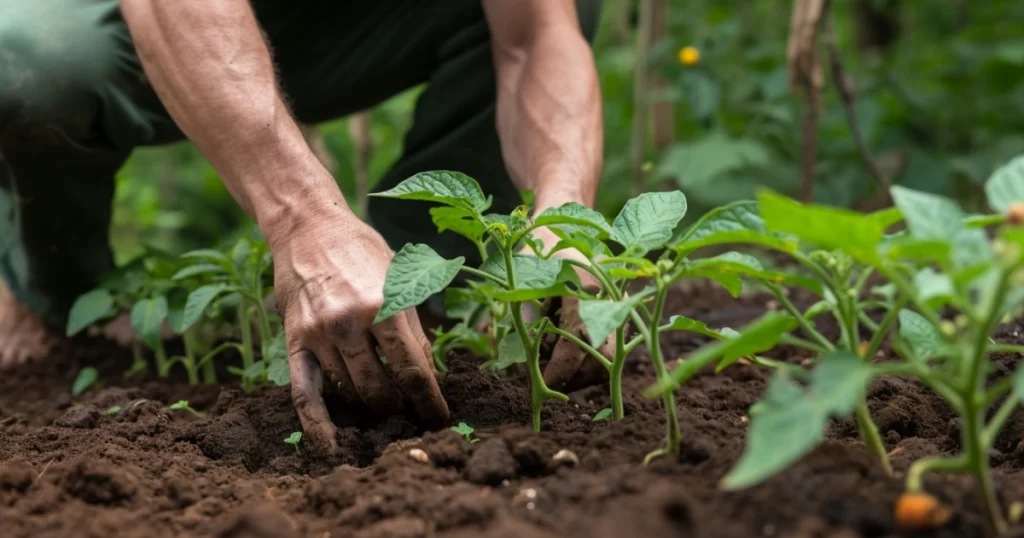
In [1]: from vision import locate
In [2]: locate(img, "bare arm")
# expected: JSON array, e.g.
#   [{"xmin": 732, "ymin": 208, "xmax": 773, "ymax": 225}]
[
  {"xmin": 119, "ymin": 0, "xmax": 345, "ymax": 237},
  {"xmin": 483, "ymin": 0, "xmax": 604, "ymax": 211}
]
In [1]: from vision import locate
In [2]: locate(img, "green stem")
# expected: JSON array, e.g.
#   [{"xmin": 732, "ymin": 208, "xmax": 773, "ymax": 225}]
[
  {"xmin": 767, "ymin": 283, "xmax": 834, "ymax": 350},
  {"xmin": 155, "ymin": 342, "xmax": 172, "ymax": 378},
  {"xmin": 503, "ymin": 248, "xmax": 567, "ymax": 433},
  {"xmin": 544, "ymin": 326, "xmax": 612, "ymax": 369},
  {"xmin": 778, "ymin": 334, "xmax": 830, "ymax": 354},
  {"xmin": 129, "ymin": 341, "xmax": 148, "ymax": 376},
  {"xmin": 611, "ymin": 326, "xmax": 626, "ymax": 420},
  {"xmin": 646, "ymin": 284, "xmax": 681, "ymax": 460},
  {"xmin": 983, "ymin": 394, "xmax": 1020, "ymax": 448},
  {"xmin": 854, "ymin": 398, "xmax": 892, "ymax": 475},
  {"xmin": 858, "ymin": 311, "xmax": 880, "ymax": 333},
  {"xmin": 906, "ymin": 454, "xmax": 969, "ymax": 491},
  {"xmin": 201, "ymin": 355, "xmax": 217, "ymax": 384},
  {"xmin": 988, "ymin": 343, "xmax": 1024, "ymax": 355},
  {"xmin": 238, "ymin": 298, "xmax": 255, "ymax": 371},
  {"xmin": 458, "ymin": 266, "xmax": 508, "ymax": 287},
  {"xmin": 862, "ymin": 298, "xmax": 908, "ymax": 361},
  {"xmin": 964, "ymin": 398, "xmax": 1007, "ymax": 534}
]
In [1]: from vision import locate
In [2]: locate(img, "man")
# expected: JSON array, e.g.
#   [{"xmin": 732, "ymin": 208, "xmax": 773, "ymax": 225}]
[{"xmin": 0, "ymin": 0, "xmax": 606, "ymax": 451}]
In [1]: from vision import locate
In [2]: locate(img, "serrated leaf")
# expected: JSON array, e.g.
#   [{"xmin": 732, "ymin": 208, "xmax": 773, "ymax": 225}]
[
  {"xmin": 131, "ymin": 296, "xmax": 168, "ymax": 349},
  {"xmin": 172, "ymin": 264, "xmax": 225, "ymax": 281},
  {"xmin": 578, "ymin": 288, "xmax": 656, "ymax": 346},
  {"xmin": 493, "ymin": 331, "xmax": 528, "ymax": 370},
  {"xmin": 532, "ymin": 203, "xmax": 612, "ymax": 238},
  {"xmin": 611, "ymin": 191, "xmax": 688, "ymax": 252},
  {"xmin": 645, "ymin": 313, "xmax": 799, "ymax": 396},
  {"xmin": 986, "ymin": 155, "xmax": 1024, "ymax": 213},
  {"xmin": 758, "ymin": 190, "xmax": 887, "ymax": 264},
  {"xmin": 430, "ymin": 206, "xmax": 486, "ymax": 243},
  {"xmin": 722, "ymin": 353, "xmax": 876, "ymax": 490},
  {"xmin": 66, "ymin": 289, "xmax": 115, "ymax": 336},
  {"xmin": 371, "ymin": 171, "xmax": 490, "ymax": 214},
  {"xmin": 175, "ymin": 285, "xmax": 227, "ymax": 333},
  {"xmin": 898, "ymin": 309, "xmax": 947, "ymax": 361},
  {"xmin": 375, "ymin": 244, "xmax": 464, "ymax": 324},
  {"xmin": 72, "ymin": 367, "xmax": 99, "ymax": 397}
]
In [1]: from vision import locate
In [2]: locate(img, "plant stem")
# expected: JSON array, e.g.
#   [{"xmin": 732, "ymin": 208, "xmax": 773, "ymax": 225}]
[
  {"xmin": 778, "ymin": 334, "xmax": 830, "ymax": 354},
  {"xmin": 182, "ymin": 330, "xmax": 200, "ymax": 385},
  {"xmin": 854, "ymin": 397, "xmax": 893, "ymax": 476},
  {"xmin": 611, "ymin": 326, "xmax": 626, "ymax": 419},
  {"xmin": 906, "ymin": 454, "xmax": 968, "ymax": 491},
  {"xmin": 647, "ymin": 284, "xmax": 681, "ymax": 460},
  {"xmin": 983, "ymin": 393, "xmax": 1020, "ymax": 448},
  {"xmin": 155, "ymin": 342, "xmax": 172, "ymax": 378},
  {"xmin": 862, "ymin": 297, "xmax": 907, "ymax": 361},
  {"xmin": 201, "ymin": 355, "xmax": 217, "ymax": 384},
  {"xmin": 238, "ymin": 297, "xmax": 255, "ymax": 371},
  {"xmin": 988, "ymin": 343, "xmax": 1024, "ymax": 354},
  {"xmin": 459, "ymin": 266, "xmax": 508, "ymax": 287},
  {"xmin": 503, "ymin": 248, "xmax": 567, "ymax": 432},
  {"xmin": 964, "ymin": 398, "xmax": 1007, "ymax": 534},
  {"xmin": 767, "ymin": 283, "xmax": 834, "ymax": 350},
  {"xmin": 544, "ymin": 326, "xmax": 612, "ymax": 369},
  {"xmin": 129, "ymin": 341, "xmax": 147, "ymax": 375}
]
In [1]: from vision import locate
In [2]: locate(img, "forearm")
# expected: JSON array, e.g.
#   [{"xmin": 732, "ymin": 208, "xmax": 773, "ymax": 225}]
[
  {"xmin": 492, "ymin": 28, "xmax": 603, "ymax": 211},
  {"xmin": 120, "ymin": 0, "xmax": 343, "ymax": 239}
]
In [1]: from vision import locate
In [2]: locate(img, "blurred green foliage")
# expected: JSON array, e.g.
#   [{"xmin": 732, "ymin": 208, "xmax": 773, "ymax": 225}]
[{"xmin": 110, "ymin": 0, "xmax": 1024, "ymax": 263}]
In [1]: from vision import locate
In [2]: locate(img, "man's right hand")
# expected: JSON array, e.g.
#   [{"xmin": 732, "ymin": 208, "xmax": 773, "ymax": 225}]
[{"xmin": 266, "ymin": 197, "xmax": 450, "ymax": 453}]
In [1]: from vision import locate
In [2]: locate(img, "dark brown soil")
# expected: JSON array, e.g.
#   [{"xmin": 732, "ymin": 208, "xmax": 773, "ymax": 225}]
[{"xmin": 3, "ymin": 282, "xmax": 1024, "ymax": 538}]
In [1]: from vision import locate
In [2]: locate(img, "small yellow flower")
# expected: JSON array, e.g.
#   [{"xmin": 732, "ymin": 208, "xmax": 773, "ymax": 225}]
[{"xmin": 678, "ymin": 46, "xmax": 701, "ymax": 66}]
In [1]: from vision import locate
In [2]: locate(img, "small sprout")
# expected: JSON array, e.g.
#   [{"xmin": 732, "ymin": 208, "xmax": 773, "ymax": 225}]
[
  {"xmin": 678, "ymin": 45, "xmax": 701, "ymax": 66},
  {"xmin": 451, "ymin": 422, "xmax": 478, "ymax": 443},
  {"xmin": 169, "ymin": 400, "xmax": 200, "ymax": 416},
  {"xmin": 894, "ymin": 492, "xmax": 952, "ymax": 531},
  {"xmin": 284, "ymin": 431, "xmax": 302, "ymax": 455},
  {"xmin": 106, "ymin": 406, "xmax": 121, "ymax": 416},
  {"xmin": 72, "ymin": 367, "xmax": 99, "ymax": 397},
  {"xmin": 408, "ymin": 448, "xmax": 430, "ymax": 464},
  {"xmin": 1009, "ymin": 502, "xmax": 1024, "ymax": 525},
  {"xmin": 552, "ymin": 449, "xmax": 579, "ymax": 467},
  {"xmin": 592, "ymin": 408, "xmax": 613, "ymax": 422}
]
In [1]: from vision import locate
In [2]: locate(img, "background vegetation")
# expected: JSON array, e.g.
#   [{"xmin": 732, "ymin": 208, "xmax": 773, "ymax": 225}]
[{"xmin": 109, "ymin": 0, "xmax": 1024, "ymax": 264}]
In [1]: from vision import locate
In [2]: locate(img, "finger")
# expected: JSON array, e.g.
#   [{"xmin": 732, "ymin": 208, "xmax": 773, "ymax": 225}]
[
  {"xmin": 373, "ymin": 312, "xmax": 451, "ymax": 429},
  {"xmin": 562, "ymin": 353, "xmax": 609, "ymax": 393},
  {"xmin": 289, "ymin": 350, "xmax": 338, "ymax": 453},
  {"xmin": 311, "ymin": 344, "xmax": 359, "ymax": 406},
  {"xmin": 406, "ymin": 308, "xmax": 439, "ymax": 374},
  {"xmin": 337, "ymin": 331, "xmax": 401, "ymax": 416},
  {"xmin": 542, "ymin": 297, "xmax": 588, "ymax": 391}
]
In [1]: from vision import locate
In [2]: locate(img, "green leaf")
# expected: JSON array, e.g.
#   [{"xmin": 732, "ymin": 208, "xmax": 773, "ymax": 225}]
[
  {"xmin": 674, "ymin": 201, "xmax": 797, "ymax": 253},
  {"xmin": 611, "ymin": 191, "xmax": 688, "ymax": 252},
  {"xmin": 171, "ymin": 264, "xmax": 226, "ymax": 281},
  {"xmin": 66, "ymin": 289, "xmax": 115, "ymax": 336},
  {"xmin": 493, "ymin": 331, "xmax": 527, "ymax": 370},
  {"xmin": 532, "ymin": 203, "xmax": 613, "ymax": 238},
  {"xmin": 451, "ymin": 422, "xmax": 475, "ymax": 437},
  {"xmin": 578, "ymin": 288, "xmax": 656, "ymax": 346},
  {"xmin": 645, "ymin": 313, "xmax": 799, "ymax": 396},
  {"xmin": 131, "ymin": 296, "xmax": 168, "ymax": 349},
  {"xmin": 684, "ymin": 251, "xmax": 822, "ymax": 294},
  {"xmin": 913, "ymin": 268, "xmax": 956, "ymax": 308},
  {"xmin": 550, "ymin": 233, "xmax": 609, "ymax": 260},
  {"xmin": 890, "ymin": 186, "xmax": 965, "ymax": 242},
  {"xmin": 371, "ymin": 171, "xmax": 490, "ymax": 214},
  {"xmin": 375, "ymin": 244, "xmax": 465, "ymax": 324},
  {"xmin": 175, "ymin": 284, "xmax": 227, "ymax": 333},
  {"xmin": 479, "ymin": 255, "xmax": 573, "ymax": 290},
  {"xmin": 263, "ymin": 332, "xmax": 287, "ymax": 362},
  {"xmin": 758, "ymin": 190, "xmax": 887, "ymax": 264},
  {"xmin": 662, "ymin": 315, "xmax": 728, "ymax": 340},
  {"xmin": 284, "ymin": 432, "xmax": 302, "ymax": 445},
  {"xmin": 71, "ymin": 367, "xmax": 99, "ymax": 397},
  {"xmin": 267, "ymin": 359, "xmax": 291, "ymax": 386},
  {"xmin": 592, "ymin": 408, "xmax": 613, "ymax": 422},
  {"xmin": 181, "ymin": 249, "xmax": 230, "ymax": 264},
  {"xmin": 986, "ymin": 155, "xmax": 1024, "ymax": 213},
  {"xmin": 898, "ymin": 309, "xmax": 947, "ymax": 361},
  {"xmin": 722, "ymin": 353, "xmax": 876, "ymax": 490},
  {"xmin": 430, "ymin": 206, "xmax": 486, "ymax": 242}
]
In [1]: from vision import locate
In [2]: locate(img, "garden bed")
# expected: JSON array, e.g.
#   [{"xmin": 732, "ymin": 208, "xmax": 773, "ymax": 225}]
[{"xmin": 2, "ymin": 281, "xmax": 1023, "ymax": 538}]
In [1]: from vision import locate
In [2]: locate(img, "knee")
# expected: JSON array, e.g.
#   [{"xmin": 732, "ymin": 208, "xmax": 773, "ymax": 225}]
[
  {"xmin": 576, "ymin": 0, "xmax": 603, "ymax": 43},
  {"xmin": 0, "ymin": 13, "xmax": 120, "ymax": 139}
]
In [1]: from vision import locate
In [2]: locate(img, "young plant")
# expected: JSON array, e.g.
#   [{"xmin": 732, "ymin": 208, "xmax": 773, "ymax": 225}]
[
  {"xmin": 660, "ymin": 157, "xmax": 1024, "ymax": 534},
  {"xmin": 450, "ymin": 422, "xmax": 479, "ymax": 443},
  {"xmin": 71, "ymin": 367, "xmax": 99, "ymax": 397},
  {"xmin": 284, "ymin": 431, "xmax": 303, "ymax": 455},
  {"xmin": 169, "ymin": 400, "xmax": 201, "ymax": 416},
  {"xmin": 106, "ymin": 406, "xmax": 121, "ymax": 416}
]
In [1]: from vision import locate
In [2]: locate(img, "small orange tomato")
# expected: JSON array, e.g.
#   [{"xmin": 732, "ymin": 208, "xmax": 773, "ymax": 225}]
[
  {"xmin": 895, "ymin": 492, "xmax": 952, "ymax": 531},
  {"xmin": 678, "ymin": 46, "xmax": 701, "ymax": 66}
]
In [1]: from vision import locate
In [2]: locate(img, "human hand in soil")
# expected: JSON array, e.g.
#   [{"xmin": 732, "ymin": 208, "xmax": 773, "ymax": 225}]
[
  {"xmin": 267, "ymin": 203, "xmax": 450, "ymax": 452},
  {"xmin": 525, "ymin": 227, "xmax": 615, "ymax": 393}
]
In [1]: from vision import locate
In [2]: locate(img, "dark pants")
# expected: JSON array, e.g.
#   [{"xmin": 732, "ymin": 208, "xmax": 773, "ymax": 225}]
[{"xmin": 0, "ymin": 0, "xmax": 602, "ymax": 327}]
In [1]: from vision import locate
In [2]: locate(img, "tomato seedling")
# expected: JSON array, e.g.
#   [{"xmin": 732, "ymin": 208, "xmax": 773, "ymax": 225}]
[
  {"xmin": 169, "ymin": 400, "xmax": 201, "ymax": 416},
  {"xmin": 450, "ymin": 422, "xmax": 478, "ymax": 443},
  {"xmin": 71, "ymin": 367, "xmax": 99, "ymax": 397}
]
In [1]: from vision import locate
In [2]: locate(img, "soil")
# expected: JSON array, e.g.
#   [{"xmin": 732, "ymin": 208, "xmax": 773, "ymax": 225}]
[{"xmin": 3, "ymin": 281, "xmax": 1024, "ymax": 538}]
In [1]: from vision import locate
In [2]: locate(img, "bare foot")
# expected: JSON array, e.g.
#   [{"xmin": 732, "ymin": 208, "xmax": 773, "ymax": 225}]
[{"xmin": 0, "ymin": 283, "xmax": 63, "ymax": 369}]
